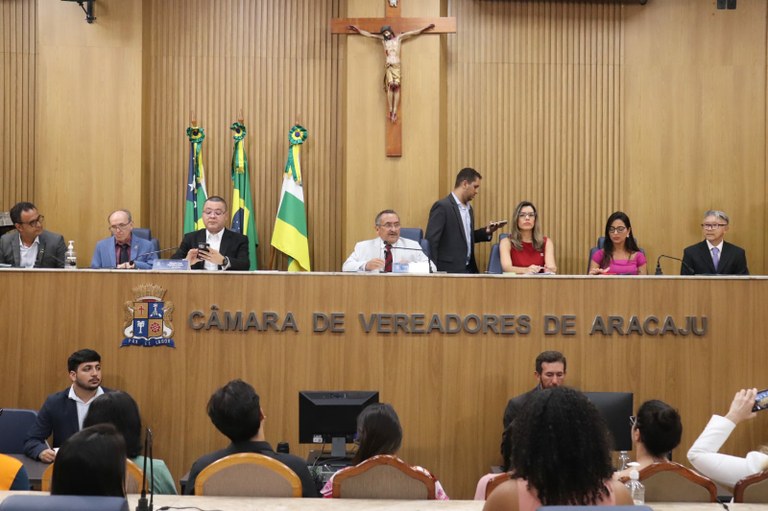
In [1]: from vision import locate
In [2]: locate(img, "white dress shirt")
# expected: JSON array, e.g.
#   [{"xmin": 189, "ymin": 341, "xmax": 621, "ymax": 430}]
[
  {"xmin": 19, "ymin": 234, "xmax": 40, "ymax": 268},
  {"xmin": 342, "ymin": 237, "xmax": 434, "ymax": 272},
  {"xmin": 204, "ymin": 229, "xmax": 224, "ymax": 271}
]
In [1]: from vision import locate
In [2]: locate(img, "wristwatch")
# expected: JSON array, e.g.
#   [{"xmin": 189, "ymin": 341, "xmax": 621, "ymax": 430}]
[{"xmin": 221, "ymin": 256, "xmax": 231, "ymax": 270}]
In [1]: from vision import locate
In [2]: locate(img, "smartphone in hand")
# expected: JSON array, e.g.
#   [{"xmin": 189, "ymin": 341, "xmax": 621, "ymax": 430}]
[
  {"xmin": 489, "ymin": 220, "xmax": 509, "ymax": 229},
  {"xmin": 753, "ymin": 388, "xmax": 768, "ymax": 412}
]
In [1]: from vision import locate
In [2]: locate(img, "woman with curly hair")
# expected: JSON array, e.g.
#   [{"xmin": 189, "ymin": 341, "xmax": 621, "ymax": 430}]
[
  {"xmin": 499, "ymin": 201, "xmax": 557, "ymax": 274},
  {"xmin": 484, "ymin": 387, "xmax": 631, "ymax": 511},
  {"xmin": 615, "ymin": 400, "xmax": 682, "ymax": 480},
  {"xmin": 589, "ymin": 211, "xmax": 647, "ymax": 275}
]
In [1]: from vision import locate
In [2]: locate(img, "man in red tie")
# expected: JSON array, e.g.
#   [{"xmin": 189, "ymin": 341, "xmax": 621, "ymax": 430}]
[{"xmin": 342, "ymin": 209, "xmax": 433, "ymax": 272}]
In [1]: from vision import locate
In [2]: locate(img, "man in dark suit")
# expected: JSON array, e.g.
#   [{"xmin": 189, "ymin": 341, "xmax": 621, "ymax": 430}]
[
  {"xmin": 24, "ymin": 349, "xmax": 110, "ymax": 462},
  {"xmin": 681, "ymin": 210, "xmax": 748, "ymax": 275},
  {"xmin": 425, "ymin": 168, "xmax": 501, "ymax": 273},
  {"xmin": 502, "ymin": 351, "xmax": 567, "ymax": 431},
  {"xmin": 172, "ymin": 196, "xmax": 250, "ymax": 271},
  {"xmin": 0, "ymin": 202, "xmax": 66, "ymax": 268}
]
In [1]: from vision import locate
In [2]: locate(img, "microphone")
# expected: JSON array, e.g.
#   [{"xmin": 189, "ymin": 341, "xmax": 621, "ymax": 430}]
[
  {"xmin": 390, "ymin": 244, "xmax": 437, "ymax": 273},
  {"xmin": 655, "ymin": 254, "xmax": 695, "ymax": 275},
  {"xmin": 36, "ymin": 246, "xmax": 68, "ymax": 268},
  {"xmin": 130, "ymin": 246, "xmax": 179, "ymax": 265},
  {"xmin": 136, "ymin": 428, "xmax": 153, "ymax": 511}
]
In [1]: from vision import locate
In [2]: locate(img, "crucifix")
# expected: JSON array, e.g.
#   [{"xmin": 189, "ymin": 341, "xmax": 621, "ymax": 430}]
[{"xmin": 331, "ymin": 1, "xmax": 456, "ymax": 157}]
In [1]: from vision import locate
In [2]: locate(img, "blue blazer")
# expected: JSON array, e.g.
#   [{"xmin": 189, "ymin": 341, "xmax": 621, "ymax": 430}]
[
  {"xmin": 23, "ymin": 387, "xmax": 112, "ymax": 460},
  {"xmin": 90, "ymin": 236, "xmax": 156, "ymax": 269}
]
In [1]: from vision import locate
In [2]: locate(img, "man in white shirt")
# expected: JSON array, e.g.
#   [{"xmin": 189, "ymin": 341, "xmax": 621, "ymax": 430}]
[
  {"xmin": 681, "ymin": 210, "xmax": 748, "ymax": 275},
  {"xmin": 0, "ymin": 202, "xmax": 66, "ymax": 268},
  {"xmin": 24, "ymin": 349, "xmax": 110, "ymax": 462},
  {"xmin": 343, "ymin": 209, "xmax": 434, "ymax": 272},
  {"xmin": 172, "ymin": 196, "xmax": 250, "ymax": 271}
]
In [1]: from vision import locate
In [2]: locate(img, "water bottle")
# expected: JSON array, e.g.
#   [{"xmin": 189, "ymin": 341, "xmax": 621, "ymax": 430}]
[
  {"xmin": 618, "ymin": 450, "xmax": 630, "ymax": 471},
  {"xmin": 625, "ymin": 462, "xmax": 645, "ymax": 505},
  {"xmin": 65, "ymin": 240, "xmax": 77, "ymax": 269}
]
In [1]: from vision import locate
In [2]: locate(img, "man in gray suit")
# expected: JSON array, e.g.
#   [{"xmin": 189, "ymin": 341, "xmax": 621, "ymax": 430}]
[{"xmin": 0, "ymin": 202, "xmax": 66, "ymax": 268}]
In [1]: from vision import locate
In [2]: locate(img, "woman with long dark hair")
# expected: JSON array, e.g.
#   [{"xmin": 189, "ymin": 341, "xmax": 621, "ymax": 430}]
[
  {"xmin": 484, "ymin": 387, "xmax": 631, "ymax": 510},
  {"xmin": 500, "ymin": 201, "xmax": 557, "ymax": 274},
  {"xmin": 320, "ymin": 403, "xmax": 448, "ymax": 499},
  {"xmin": 589, "ymin": 211, "xmax": 647, "ymax": 275}
]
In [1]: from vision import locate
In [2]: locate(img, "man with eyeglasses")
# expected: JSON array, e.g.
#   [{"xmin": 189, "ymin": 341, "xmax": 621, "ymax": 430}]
[
  {"xmin": 172, "ymin": 196, "xmax": 250, "ymax": 271},
  {"xmin": 0, "ymin": 201, "xmax": 66, "ymax": 268},
  {"xmin": 342, "ymin": 209, "xmax": 434, "ymax": 272},
  {"xmin": 90, "ymin": 209, "xmax": 156, "ymax": 269},
  {"xmin": 681, "ymin": 210, "xmax": 748, "ymax": 275}
]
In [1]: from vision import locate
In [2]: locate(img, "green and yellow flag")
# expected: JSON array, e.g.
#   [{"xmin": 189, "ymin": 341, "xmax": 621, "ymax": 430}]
[
  {"xmin": 271, "ymin": 125, "xmax": 310, "ymax": 272},
  {"xmin": 230, "ymin": 122, "xmax": 258, "ymax": 270},
  {"xmin": 184, "ymin": 126, "xmax": 207, "ymax": 234}
]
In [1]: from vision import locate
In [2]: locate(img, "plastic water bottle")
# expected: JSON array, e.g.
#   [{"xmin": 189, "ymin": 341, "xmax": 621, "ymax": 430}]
[
  {"xmin": 65, "ymin": 240, "xmax": 77, "ymax": 269},
  {"xmin": 618, "ymin": 450, "xmax": 630, "ymax": 471},
  {"xmin": 625, "ymin": 462, "xmax": 645, "ymax": 505}
]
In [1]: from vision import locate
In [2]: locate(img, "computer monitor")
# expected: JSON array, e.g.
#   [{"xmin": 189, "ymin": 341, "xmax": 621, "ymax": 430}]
[
  {"xmin": 298, "ymin": 390, "xmax": 379, "ymax": 458},
  {"xmin": 583, "ymin": 392, "xmax": 633, "ymax": 452}
]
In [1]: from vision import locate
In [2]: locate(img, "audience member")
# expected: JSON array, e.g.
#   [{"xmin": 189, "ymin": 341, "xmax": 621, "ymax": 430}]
[
  {"xmin": 425, "ymin": 167, "xmax": 500, "ymax": 273},
  {"xmin": 681, "ymin": 210, "xmax": 748, "ymax": 275},
  {"xmin": 0, "ymin": 201, "xmax": 66, "ymax": 268},
  {"xmin": 91, "ymin": 209, "xmax": 156, "ymax": 269},
  {"xmin": 499, "ymin": 201, "xmax": 556, "ymax": 274},
  {"xmin": 343, "ymin": 209, "xmax": 433, "ymax": 272},
  {"xmin": 502, "ymin": 351, "xmax": 567, "ymax": 430},
  {"xmin": 484, "ymin": 387, "xmax": 631, "ymax": 511},
  {"xmin": 321, "ymin": 402, "xmax": 449, "ymax": 499},
  {"xmin": 0, "ymin": 453, "xmax": 30, "ymax": 490},
  {"xmin": 614, "ymin": 400, "xmax": 682, "ymax": 480},
  {"xmin": 51, "ymin": 423, "xmax": 126, "ymax": 497},
  {"xmin": 687, "ymin": 388, "xmax": 766, "ymax": 487},
  {"xmin": 185, "ymin": 379, "xmax": 317, "ymax": 496},
  {"xmin": 25, "ymin": 349, "xmax": 110, "ymax": 462},
  {"xmin": 589, "ymin": 211, "xmax": 647, "ymax": 275},
  {"xmin": 474, "ymin": 423, "xmax": 513, "ymax": 500},
  {"xmin": 172, "ymin": 196, "xmax": 250, "ymax": 271},
  {"xmin": 83, "ymin": 391, "xmax": 177, "ymax": 494}
]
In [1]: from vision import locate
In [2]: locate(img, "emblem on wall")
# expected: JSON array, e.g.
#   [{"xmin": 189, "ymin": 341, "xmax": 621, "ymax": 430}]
[{"xmin": 121, "ymin": 283, "xmax": 175, "ymax": 348}]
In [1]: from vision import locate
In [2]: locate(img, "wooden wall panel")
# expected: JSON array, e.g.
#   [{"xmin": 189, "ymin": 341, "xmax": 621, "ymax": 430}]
[
  {"xmin": 144, "ymin": 0, "xmax": 344, "ymax": 271},
  {"xmin": 445, "ymin": 1, "xmax": 624, "ymax": 275},
  {"xmin": 0, "ymin": 0, "xmax": 36, "ymax": 210}
]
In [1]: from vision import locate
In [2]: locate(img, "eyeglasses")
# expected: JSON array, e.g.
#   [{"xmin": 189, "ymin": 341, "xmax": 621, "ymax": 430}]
[
  {"xmin": 701, "ymin": 223, "xmax": 727, "ymax": 230},
  {"xmin": 629, "ymin": 416, "xmax": 638, "ymax": 428},
  {"xmin": 109, "ymin": 222, "xmax": 131, "ymax": 232},
  {"xmin": 378, "ymin": 222, "xmax": 400, "ymax": 229},
  {"xmin": 518, "ymin": 212, "xmax": 536, "ymax": 219},
  {"xmin": 608, "ymin": 226, "xmax": 627, "ymax": 234},
  {"xmin": 18, "ymin": 215, "xmax": 44, "ymax": 227},
  {"xmin": 203, "ymin": 209, "xmax": 226, "ymax": 217}
]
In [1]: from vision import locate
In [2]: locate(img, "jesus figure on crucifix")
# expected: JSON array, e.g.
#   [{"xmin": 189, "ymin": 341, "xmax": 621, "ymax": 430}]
[{"xmin": 348, "ymin": 23, "xmax": 435, "ymax": 123}]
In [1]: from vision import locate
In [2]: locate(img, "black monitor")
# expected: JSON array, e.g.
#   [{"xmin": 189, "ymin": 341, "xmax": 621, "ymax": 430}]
[
  {"xmin": 298, "ymin": 390, "xmax": 379, "ymax": 458},
  {"xmin": 583, "ymin": 392, "xmax": 633, "ymax": 452}
]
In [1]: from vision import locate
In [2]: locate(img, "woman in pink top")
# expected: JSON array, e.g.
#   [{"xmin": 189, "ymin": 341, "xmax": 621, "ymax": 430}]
[
  {"xmin": 500, "ymin": 201, "xmax": 557, "ymax": 274},
  {"xmin": 589, "ymin": 211, "xmax": 647, "ymax": 275},
  {"xmin": 483, "ymin": 387, "xmax": 632, "ymax": 511}
]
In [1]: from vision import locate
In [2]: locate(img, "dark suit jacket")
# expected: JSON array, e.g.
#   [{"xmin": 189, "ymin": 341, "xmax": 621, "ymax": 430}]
[
  {"xmin": 681, "ymin": 240, "xmax": 749, "ymax": 275},
  {"xmin": 172, "ymin": 228, "xmax": 250, "ymax": 271},
  {"xmin": 425, "ymin": 194, "xmax": 491, "ymax": 273},
  {"xmin": 0, "ymin": 230, "xmax": 66, "ymax": 268},
  {"xmin": 502, "ymin": 386, "xmax": 540, "ymax": 430},
  {"xmin": 185, "ymin": 441, "xmax": 318, "ymax": 497},
  {"xmin": 24, "ymin": 387, "xmax": 112, "ymax": 460}
]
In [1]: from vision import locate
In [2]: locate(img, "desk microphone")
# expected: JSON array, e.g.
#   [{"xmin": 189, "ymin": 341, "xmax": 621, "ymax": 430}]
[
  {"xmin": 130, "ymin": 246, "xmax": 179, "ymax": 265},
  {"xmin": 390, "ymin": 244, "xmax": 436, "ymax": 273},
  {"xmin": 136, "ymin": 428, "xmax": 154, "ymax": 511},
  {"xmin": 37, "ymin": 246, "xmax": 68, "ymax": 268},
  {"xmin": 655, "ymin": 254, "xmax": 694, "ymax": 275}
]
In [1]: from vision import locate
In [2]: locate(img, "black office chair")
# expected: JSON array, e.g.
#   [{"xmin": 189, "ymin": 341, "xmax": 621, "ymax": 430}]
[{"xmin": 0, "ymin": 409, "xmax": 37, "ymax": 454}]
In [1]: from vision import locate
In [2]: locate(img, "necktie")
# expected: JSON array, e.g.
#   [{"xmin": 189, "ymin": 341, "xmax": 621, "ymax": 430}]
[
  {"xmin": 384, "ymin": 243, "xmax": 393, "ymax": 272},
  {"xmin": 118, "ymin": 244, "xmax": 130, "ymax": 264},
  {"xmin": 711, "ymin": 247, "xmax": 720, "ymax": 272}
]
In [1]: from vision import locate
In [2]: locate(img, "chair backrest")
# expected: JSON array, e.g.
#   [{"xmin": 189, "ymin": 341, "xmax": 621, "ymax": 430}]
[
  {"xmin": 0, "ymin": 495, "xmax": 129, "ymax": 511},
  {"xmin": 419, "ymin": 239, "xmax": 431, "ymax": 258},
  {"xmin": 132, "ymin": 228, "xmax": 160, "ymax": 252},
  {"xmin": 42, "ymin": 460, "xmax": 144, "ymax": 494},
  {"xmin": 485, "ymin": 472, "xmax": 511, "ymax": 499},
  {"xmin": 734, "ymin": 469, "xmax": 768, "ymax": 503},
  {"xmin": 332, "ymin": 454, "xmax": 436, "ymax": 499},
  {"xmin": 0, "ymin": 409, "xmax": 37, "ymax": 454},
  {"xmin": 400, "ymin": 228, "xmax": 423, "ymax": 243},
  {"xmin": 586, "ymin": 236, "xmax": 606, "ymax": 274},
  {"xmin": 487, "ymin": 243, "xmax": 501, "ymax": 274},
  {"xmin": 637, "ymin": 461, "xmax": 718, "ymax": 502},
  {"xmin": 194, "ymin": 452, "xmax": 301, "ymax": 497}
]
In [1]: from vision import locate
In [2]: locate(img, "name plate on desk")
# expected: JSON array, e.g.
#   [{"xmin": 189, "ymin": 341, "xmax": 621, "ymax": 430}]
[
  {"xmin": 153, "ymin": 259, "xmax": 190, "ymax": 270},
  {"xmin": 393, "ymin": 262, "xmax": 430, "ymax": 274}
]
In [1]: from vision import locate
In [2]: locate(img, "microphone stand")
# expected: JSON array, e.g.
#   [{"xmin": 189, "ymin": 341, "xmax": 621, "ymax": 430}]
[
  {"xmin": 135, "ymin": 428, "xmax": 153, "ymax": 511},
  {"xmin": 655, "ymin": 254, "xmax": 695, "ymax": 275},
  {"xmin": 130, "ymin": 246, "xmax": 179, "ymax": 266}
]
